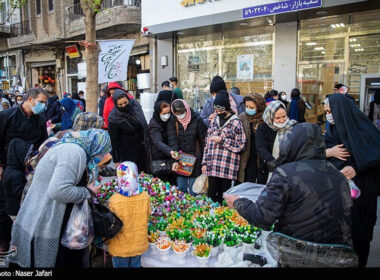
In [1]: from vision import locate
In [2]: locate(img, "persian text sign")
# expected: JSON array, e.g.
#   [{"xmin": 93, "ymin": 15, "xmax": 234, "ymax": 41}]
[
  {"xmin": 243, "ymin": 0, "xmax": 322, "ymax": 19},
  {"xmin": 98, "ymin": 40, "xmax": 135, "ymax": 84}
]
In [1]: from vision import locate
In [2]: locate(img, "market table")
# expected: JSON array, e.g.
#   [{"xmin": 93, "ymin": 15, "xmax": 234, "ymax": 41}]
[{"xmin": 141, "ymin": 231, "xmax": 277, "ymax": 268}]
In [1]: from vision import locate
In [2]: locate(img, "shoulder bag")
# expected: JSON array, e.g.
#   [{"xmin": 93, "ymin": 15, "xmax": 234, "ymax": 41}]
[{"xmin": 86, "ymin": 187, "xmax": 123, "ymax": 240}]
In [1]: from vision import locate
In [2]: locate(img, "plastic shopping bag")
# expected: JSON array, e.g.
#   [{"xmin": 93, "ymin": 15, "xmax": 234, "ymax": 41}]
[
  {"xmin": 61, "ymin": 199, "xmax": 94, "ymax": 250},
  {"xmin": 223, "ymin": 182, "xmax": 266, "ymax": 203},
  {"xmin": 348, "ymin": 179, "xmax": 361, "ymax": 200}
]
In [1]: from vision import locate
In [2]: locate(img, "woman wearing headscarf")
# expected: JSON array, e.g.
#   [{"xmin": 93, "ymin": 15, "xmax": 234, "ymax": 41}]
[
  {"xmin": 202, "ymin": 90, "xmax": 246, "ymax": 204},
  {"xmin": 324, "ymin": 94, "xmax": 380, "ymax": 268},
  {"xmin": 148, "ymin": 101, "xmax": 178, "ymax": 185},
  {"xmin": 108, "ymin": 161, "xmax": 151, "ymax": 268},
  {"xmin": 7, "ymin": 129, "xmax": 111, "ymax": 268},
  {"xmin": 256, "ymin": 101, "xmax": 297, "ymax": 182},
  {"xmin": 167, "ymin": 99, "xmax": 207, "ymax": 195},
  {"xmin": 108, "ymin": 89, "xmax": 148, "ymax": 173},
  {"xmin": 59, "ymin": 96, "xmax": 83, "ymax": 131},
  {"xmin": 238, "ymin": 93, "xmax": 267, "ymax": 184},
  {"xmin": 225, "ymin": 123, "xmax": 353, "ymax": 254},
  {"xmin": 288, "ymin": 88, "xmax": 306, "ymax": 123},
  {"xmin": 367, "ymin": 91, "xmax": 380, "ymax": 131}
]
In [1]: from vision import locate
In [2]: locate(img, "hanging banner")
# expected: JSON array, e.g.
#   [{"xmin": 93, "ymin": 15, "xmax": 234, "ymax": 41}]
[
  {"xmin": 237, "ymin": 54, "xmax": 254, "ymax": 80},
  {"xmin": 242, "ymin": 0, "xmax": 322, "ymax": 19},
  {"xmin": 98, "ymin": 39, "xmax": 135, "ymax": 84}
]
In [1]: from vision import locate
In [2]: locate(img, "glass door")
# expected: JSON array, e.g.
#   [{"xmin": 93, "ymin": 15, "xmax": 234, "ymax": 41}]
[{"xmin": 298, "ymin": 62, "xmax": 344, "ymax": 123}]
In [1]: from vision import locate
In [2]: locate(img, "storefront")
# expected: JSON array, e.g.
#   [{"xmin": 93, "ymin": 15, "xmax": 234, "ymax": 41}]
[{"xmin": 142, "ymin": 0, "xmax": 380, "ymax": 119}]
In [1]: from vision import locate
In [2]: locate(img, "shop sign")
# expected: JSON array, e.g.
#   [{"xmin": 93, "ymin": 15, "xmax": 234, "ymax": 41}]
[
  {"xmin": 188, "ymin": 55, "xmax": 200, "ymax": 72},
  {"xmin": 242, "ymin": 0, "xmax": 322, "ymax": 19},
  {"xmin": 98, "ymin": 39, "xmax": 135, "ymax": 84},
  {"xmin": 181, "ymin": 0, "xmax": 221, "ymax": 7},
  {"xmin": 65, "ymin": 45, "xmax": 81, "ymax": 59},
  {"xmin": 237, "ymin": 54, "xmax": 254, "ymax": 80}
]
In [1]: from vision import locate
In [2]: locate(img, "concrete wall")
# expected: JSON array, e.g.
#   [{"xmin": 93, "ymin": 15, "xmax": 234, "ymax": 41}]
[
  {"xmin": 273, "ymin": 21, "xmax": 298, "ymax": 99},
  {"xmin": 156, "ymin": 37, "xmax": 174, "ymax": 93}
]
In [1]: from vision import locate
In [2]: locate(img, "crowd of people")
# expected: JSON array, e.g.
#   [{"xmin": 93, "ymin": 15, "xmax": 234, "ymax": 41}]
[{"xmin": 0, "ymin": 75, "xmax": 379, "ymax": 268}]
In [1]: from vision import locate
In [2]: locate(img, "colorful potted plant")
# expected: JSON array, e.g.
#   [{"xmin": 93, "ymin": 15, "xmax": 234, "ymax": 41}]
[
  {"xmin": 155, "ymin": 236, "xmax": 171, "ymax": 261},
  {"xmin": 206, "ymin": 232, "xmax": 223, "ymax": 257},
  {"xmin": 223, "ymin": 231, "xmax": 239, "ymax": 251},
  {"xmin": 172, "ymin": 240, "xmax": 190, "ymax": 264},
  {"xmin": 193, "ymin": 243, "xmax": 212, "ymax": 266}
]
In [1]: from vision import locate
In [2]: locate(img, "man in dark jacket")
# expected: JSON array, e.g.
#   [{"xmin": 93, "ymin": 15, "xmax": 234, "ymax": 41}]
[
  {"xmin": 98, "ymin": 87, "xmax": 107, "ymax": 117},
  {"xmin": 156, "ymin": 81, "xmax": 178, "ymax": 105},
  {"xmin": 44, "ymin": 93, "xmax": 61, "ymax": 131},
  {"xmin": 225, "ymin": 123, "xmax": 353, "ymax": 247},
  {"xmin": 3, "ymin": 138, "xmax": 33, "ymax": 217},
  {"xmin": 0, "ymin": 87, "xmax": 48, "ymax": 252}
]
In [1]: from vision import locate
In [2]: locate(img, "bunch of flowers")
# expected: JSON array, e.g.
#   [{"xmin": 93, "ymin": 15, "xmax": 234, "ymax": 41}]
[
  {"xmin": 193, "ymin": 243, "xmax": 212, "ymax": 258},
  {"xmin": 223, "ymin": 231, "xmax": 240, "ymax": 247},
  {"xmin": 97, "ymin": 178, "xmax": 118, "ymax": 204},
  {"xmin": 155, "ymin": 236, "xmax": 171, "ymax": 250},
  {"xmin": 205, "ymin": 231, "xmax": 223, "ymax": 248},
  {"xmin": 172, "ymin": 240, "xmax": 190, "ymax": 253}
]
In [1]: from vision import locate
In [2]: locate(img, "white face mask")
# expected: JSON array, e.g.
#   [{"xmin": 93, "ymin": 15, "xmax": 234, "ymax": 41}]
[
  {"xmin": 160, "ymin": 113, "xmax": 170, "ymax": 122},
  {"xmin": 326, "ymin": 113, "xmax": 335, "ymax": 124},
  {"xmin": 176, "ymin": 112, "xmax": 186, "ymax": 120},
  {"xmin": 17, "ymin": 100, "xmax": 23, "ymax": 105},
  {"xmin": 281, "ymin": 95, "xmax": 287, "ymax": 101},
  {"xmin": 273, "ymin": 118, "xmax": 289, "ymax": 129}
]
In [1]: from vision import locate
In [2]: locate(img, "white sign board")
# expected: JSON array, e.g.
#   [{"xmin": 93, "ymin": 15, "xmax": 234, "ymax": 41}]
[
  {"xmin": 237, "ymin": 54, "xmax": 254, "ymax": 80},
  {"xmin": 98, "ymin": 40, "xmax": 135, "ymax": 84},
  {"xmin": 77, "ymin": 62, "xmax": 87, "ymax": 79}
]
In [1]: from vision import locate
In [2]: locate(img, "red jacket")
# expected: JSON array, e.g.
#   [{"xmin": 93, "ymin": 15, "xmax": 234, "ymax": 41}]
[{"xmin": 103, "ymin": 82, "xmax": 133, "ymax": 129}]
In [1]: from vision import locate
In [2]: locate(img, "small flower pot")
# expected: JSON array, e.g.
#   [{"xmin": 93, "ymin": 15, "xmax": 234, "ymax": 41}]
[
  {"xmin": 223, "ymin": 244, "xmax": 237, "ymax": 252},
  {"xmin": 196, "ymin": 255, "xmax": 210, "ymax": 267},
  {"xmin": 157, "ymin": 246, "xmax": 171, "ymax": 261},
  {"xmin": 173, "ymin": 249, "xmax": 188, "ymax": 264},
  {"xmin": 210, "ymin": 246, "xmax": 219, "ymax": 257},
  {"xmin": 149, "ymin": 242, "xmax": 158, "ymax": 255}
]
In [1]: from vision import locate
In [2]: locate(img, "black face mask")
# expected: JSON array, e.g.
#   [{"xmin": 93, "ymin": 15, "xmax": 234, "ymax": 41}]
[
  {"xmin": 118, "ymin": 104, "xmax": 131, "ymax": 113},
  {"xmin": 218, "ymin": 112, "xmax": 227, "ymax": 119}
]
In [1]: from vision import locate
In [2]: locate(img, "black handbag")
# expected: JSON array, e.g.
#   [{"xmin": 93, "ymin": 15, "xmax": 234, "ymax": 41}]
[
  {"xmin": 86, "ymin": 187, "xmax": 123, "ymax": 240},
  {"xmin": 150, "ymin": 159, "xmax": 173, "ymax": 175}
]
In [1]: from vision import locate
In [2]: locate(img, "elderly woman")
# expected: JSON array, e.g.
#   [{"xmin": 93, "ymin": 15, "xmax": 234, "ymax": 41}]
[
  {"xmin": 7, "ymin": 129, "xmax": 111, "ymax": 268},
  {"xmin": 255, "ymin": 101, "xmax": 297, "ymax": 182}
]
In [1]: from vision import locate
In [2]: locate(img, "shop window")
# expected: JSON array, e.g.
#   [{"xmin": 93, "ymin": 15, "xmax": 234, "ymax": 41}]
[
  {"xmin": 178, "ymin": 25, "xmax": 274, "ymax": 112},
  {"xmin": 36, "ymin": 0, "xmax": 41, "ymax": 15},
  {"xmin": 49, "ymin": 0, "xmax": 54, "ymax": 11}
]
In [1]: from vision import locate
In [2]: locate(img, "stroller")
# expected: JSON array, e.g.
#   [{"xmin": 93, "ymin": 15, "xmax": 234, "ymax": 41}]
[{"xmin": 266, "ymin": 232, "xmax": 358, "ymax": 268}]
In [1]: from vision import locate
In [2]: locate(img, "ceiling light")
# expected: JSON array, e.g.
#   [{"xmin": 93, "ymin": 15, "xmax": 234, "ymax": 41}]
[
  {"xmin": 314, "ymin": 47, "xmax": 324, "ymax": 50},
  {"xmin": 349, "ymin": 38, "xmax": 357, "ymax": 42},
  {"xmin": 340, "ymin": 23, "xmax": 345, "ymax": 27},
  {"xmin": 321, "ymin": 51, "xmax": 326, "ymax": 54},
  {"xmin": 306, "ymin": 42, "xmax": 317, "ymax": 46},
  {"xmin": 331, "ymin": 24, "xmax": 336, "ymax": 28},
  {"xmin": 136, "ymin": 59, "xmax": 141, "ymax": 65}
]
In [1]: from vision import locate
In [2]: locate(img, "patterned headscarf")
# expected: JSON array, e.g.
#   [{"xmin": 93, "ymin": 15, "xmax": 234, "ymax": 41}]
[
  {"xmin": 116, "ymin": 161, "xmax": 142, "ymax": 197},
  {"xmin": 52, "ymin": 128, "xmax": 111, "ymax": 183},
  {"xmin": 73, "ymin": 112, "xmax": 104, "ymax": 131},
  {"xmin": 244, "ymin": 93, "xmax": 266, "ymax": 131}
]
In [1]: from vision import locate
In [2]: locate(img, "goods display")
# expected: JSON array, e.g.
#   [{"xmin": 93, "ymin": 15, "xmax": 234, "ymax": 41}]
[{"xmin": 100, "ymin": 173, "xmax": 263, "ymax": 264}]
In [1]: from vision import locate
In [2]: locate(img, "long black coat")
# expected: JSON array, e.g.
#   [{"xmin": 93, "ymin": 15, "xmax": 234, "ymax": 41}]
[
  {"xmin": 234, "ymin": 123, "xmax": 353, "ymax": 246},
  {"xmin": 148, "ymin": 117, "xmax": 173, "ymax": 161},
  {"xmin": 167, "ymin": 110, "xmax": 207, "ymax": 178},
  {"xmin": 255, "ymin": 123, "xmax": 277, "ymax": 165}
]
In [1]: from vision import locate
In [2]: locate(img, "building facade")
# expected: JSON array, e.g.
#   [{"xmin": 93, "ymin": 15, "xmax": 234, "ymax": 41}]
[
  {"xmin": 2, "ymin": 0, "xmax": 151, "ymax": 99},
  {"xmin": 142, "ymin": 0, "xmax": 380, "ymax": 123}
]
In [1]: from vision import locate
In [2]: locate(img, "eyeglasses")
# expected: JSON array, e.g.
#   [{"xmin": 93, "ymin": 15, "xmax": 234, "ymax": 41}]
[{"xmin": 214, "ymin": 105, "xmax": 226, "ymax": 111}]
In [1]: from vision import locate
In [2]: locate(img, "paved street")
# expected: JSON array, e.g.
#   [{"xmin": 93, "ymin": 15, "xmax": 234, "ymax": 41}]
[{"xmin": 367, "ymin": 198, "xmax": 380, "ymax": 267}]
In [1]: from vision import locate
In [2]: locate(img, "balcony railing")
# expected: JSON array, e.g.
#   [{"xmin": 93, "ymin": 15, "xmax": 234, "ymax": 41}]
[
  {"xmin": 68, "ymin": 0, "xmax": 140, "ymax": 22},
  {"xmin": 10, "ymin": 21, "xmax": 31, "ymax": 37}
]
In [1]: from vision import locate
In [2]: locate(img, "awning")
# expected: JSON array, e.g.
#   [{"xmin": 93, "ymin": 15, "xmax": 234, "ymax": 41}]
[{"xmin": 30, "ymin": 61, "xmax": 56, "ymax": 68}]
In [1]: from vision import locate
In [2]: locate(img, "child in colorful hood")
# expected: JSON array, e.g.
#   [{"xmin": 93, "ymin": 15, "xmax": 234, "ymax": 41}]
[{"xmin": 108, "ymin": 161, "xmax": 151, "ymax": 268}]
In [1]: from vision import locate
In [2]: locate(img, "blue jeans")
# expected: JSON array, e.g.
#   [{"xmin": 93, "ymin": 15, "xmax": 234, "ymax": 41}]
[
  {"xmin": 176, "ymin": 176, "xmax": 196, "ymax": 196},
  {"xmin": 112, "ymin": 256, "xmax": 141, "ymax": 268}
]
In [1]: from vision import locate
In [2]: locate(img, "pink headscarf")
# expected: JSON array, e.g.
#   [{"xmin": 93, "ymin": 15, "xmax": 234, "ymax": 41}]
[{"xmin": 171, "ymin": 99, "xmax": 192, "ymax": 131}]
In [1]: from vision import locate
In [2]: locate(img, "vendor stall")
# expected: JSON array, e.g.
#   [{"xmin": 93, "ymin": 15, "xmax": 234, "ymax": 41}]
[{"xmin": 97, "ymin": 173, "xmax": 276, "ymax": 268}]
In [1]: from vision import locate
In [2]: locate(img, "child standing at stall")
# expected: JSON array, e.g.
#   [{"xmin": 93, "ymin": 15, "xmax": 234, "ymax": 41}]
[{"xmin": 108, "ymin": 161, "xmax": 151, "ymax": 268}]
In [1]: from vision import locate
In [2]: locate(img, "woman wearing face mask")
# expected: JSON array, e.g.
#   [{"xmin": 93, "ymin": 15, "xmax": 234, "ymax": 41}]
[
  {"xmin": 108, "ymin": 89, "xmax": 149, "ymax": 173},
  {"xmin": 279, "ymin": 91, "xmax": 289, "ymax": 108},
  {"xmin": 13, "ymin": 94, "xmax": 24, "ymax": 107},
  {"xmin": 256, "ymin": 101, "xmax": 297, "ymax": 182},
  {"xmin": 148, "ymin": 101, "xmax": 178, "ymax": 185},
  {"xmin": 324, "ymin": 94, "xmax": 380, "ymax": 268},
  {"xmin": 168, "ymin": 99, "xmax": 207, "ymax": 195},
  {"xmin": 202, "ymin": 90, "xmax": 246, "ymax": 204},
  {"xmin": 238, "ymin": 93, "xmax": 267, "ymax": 184}
]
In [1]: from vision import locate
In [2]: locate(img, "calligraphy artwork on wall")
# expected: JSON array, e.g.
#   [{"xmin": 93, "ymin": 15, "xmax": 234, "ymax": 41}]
[{"xmin": 237, "ymin": 54, "xmax": 254, "ymax": 80}]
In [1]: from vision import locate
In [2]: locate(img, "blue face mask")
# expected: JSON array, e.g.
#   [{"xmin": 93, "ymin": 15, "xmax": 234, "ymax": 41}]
[
  {"xmin": 246, "ymin": 108, "xmax": 256, "ymax": 116},
  {"xmin": 31, "ymin": 100, "xmax": 46, "ymax": 115}
]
